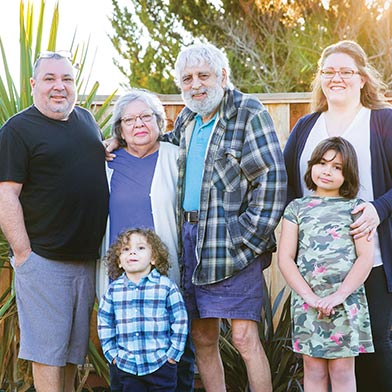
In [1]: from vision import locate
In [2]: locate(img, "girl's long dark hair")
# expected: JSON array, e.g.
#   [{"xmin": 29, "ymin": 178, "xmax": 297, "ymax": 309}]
[{"xmin": 304, "ymin": 137, "xmax": 359, "ymax": 198}]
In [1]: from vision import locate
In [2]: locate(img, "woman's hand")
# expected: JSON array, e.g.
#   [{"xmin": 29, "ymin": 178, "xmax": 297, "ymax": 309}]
[{"xmin": 350, "ymin": 202, "xmax": 380, "ymax": 241}]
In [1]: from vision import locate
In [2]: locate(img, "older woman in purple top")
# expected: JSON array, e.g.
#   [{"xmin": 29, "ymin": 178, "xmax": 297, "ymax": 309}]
[
  {"xmin": 98, "ymin": 90, "xmax": 180, "ymax": 289},
  {"xmin": 97, "ymin": 89, "xmax": 194, "ymax": 392}
]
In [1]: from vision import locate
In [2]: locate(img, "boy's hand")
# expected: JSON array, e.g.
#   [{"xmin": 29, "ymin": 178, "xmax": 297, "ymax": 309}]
[{"xmin": 167, "ymin": 358, "xmax": 177, "ymax": 365}]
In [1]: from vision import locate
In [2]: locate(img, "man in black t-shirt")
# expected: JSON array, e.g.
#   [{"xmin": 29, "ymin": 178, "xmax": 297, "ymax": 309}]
[{"xmin": 0, "ymin": 52, "xmax": 109, "ymax": 392}]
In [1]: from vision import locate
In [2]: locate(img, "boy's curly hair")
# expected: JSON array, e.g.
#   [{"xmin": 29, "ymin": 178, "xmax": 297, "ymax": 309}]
[{"xmin": 105, "ymin": 228, "xmax": 170, "ymax": 281}]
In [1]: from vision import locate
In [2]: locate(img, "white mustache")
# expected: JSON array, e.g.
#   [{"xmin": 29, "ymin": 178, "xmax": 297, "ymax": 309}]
[{"xmin": 191, "ymin": 88, "xmax": 208, "ymax": 96}]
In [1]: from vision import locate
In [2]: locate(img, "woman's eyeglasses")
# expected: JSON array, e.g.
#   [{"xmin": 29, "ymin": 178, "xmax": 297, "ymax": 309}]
[
  {"xmin": 320, "ymin": 68, "xmax": 361, "ymax": 79},
  {"xmin": 121, "ymin": 113, "xmax": 155, "ymax": 127}
]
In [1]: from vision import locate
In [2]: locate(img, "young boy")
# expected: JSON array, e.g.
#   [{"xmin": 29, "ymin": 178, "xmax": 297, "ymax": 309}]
[{"xmin": 98, "ymin": 228, "xmax": 188, "ymax": 391}]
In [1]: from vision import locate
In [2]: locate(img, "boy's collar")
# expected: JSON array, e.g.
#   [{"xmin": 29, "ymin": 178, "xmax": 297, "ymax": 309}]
[{"xmin": 122, "ymin": 268, "xmax": 161, "ymax": 286}]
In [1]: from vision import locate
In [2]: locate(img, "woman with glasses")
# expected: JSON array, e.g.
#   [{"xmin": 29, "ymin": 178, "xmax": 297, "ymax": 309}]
[
  {"xmin": 284, "ymin": 40, "xmax": 392, "ymax": 391},
  {"xmin": 97, "ymin": 89, "xmax": 194, "ymax": 392},
  {"xmin": 99, "ymin": 90, "xmax": 179, "ymax": 287}
]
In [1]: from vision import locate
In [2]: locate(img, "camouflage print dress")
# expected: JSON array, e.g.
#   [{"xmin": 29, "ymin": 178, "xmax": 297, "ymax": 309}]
[{"xmin": 284, "ymin": 196, "xmax": 374, "ymax": 359}]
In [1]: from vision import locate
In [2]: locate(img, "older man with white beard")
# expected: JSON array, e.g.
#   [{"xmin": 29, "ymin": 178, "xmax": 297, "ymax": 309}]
[{"xmin": 165, "ymin": 44, "xmax": 287, "ymax": 391}]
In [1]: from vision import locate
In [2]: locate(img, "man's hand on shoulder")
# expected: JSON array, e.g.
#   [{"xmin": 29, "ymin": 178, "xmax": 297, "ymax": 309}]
[{"xmin": 103, "ymin": 137, "xmax": 119, "ymax": 161}]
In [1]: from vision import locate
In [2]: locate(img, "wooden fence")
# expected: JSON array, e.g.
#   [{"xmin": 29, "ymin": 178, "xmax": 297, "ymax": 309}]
[
  {"xmin": 0, "ymin": 92, "xmax": 313, "ymax": 312},
  {"xmin": 157, "ymin": 92, "xmax": 311, "ymax": 141}
]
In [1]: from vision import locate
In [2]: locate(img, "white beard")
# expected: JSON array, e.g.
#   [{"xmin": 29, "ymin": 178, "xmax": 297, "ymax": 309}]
[{"xmin": 182, "ymin": 84, "xmax": 225, "ymax": 118}]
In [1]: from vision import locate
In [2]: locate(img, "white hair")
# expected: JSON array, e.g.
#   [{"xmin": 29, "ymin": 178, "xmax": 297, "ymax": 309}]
[{"xmin": 174, "ymin": 43, "xmax": 234, "ymax": 89}]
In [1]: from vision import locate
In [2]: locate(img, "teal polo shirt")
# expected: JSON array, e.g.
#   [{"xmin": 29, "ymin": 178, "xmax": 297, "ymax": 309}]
[{"xmin": 183, "ymin": 113, "xmax": 217, "ymax": 211}]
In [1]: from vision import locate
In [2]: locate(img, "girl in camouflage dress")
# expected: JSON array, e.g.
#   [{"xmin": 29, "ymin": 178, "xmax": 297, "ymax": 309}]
[{"xmin": 278, "ymin": 137, "xmax": 374, "ymax": 392}]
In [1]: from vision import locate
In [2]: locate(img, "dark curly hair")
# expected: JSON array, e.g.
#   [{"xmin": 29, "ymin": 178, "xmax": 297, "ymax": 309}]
[
  {"xmin": 105, "ymin": 228, "xmax": 170, "ymax": 281},
  {"xmin": 304, "ymin": 137, "xmax": 359, "ymax": 199}
]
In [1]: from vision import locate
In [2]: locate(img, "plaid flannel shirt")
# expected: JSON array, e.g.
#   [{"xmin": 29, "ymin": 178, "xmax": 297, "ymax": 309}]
[
  {"xmin": 97, "ymin": 269, "xmax": 188, "ymax": 376},
  {"xmin": 165, "ymin": 88, "xmax": 287, "ymax": 285}
]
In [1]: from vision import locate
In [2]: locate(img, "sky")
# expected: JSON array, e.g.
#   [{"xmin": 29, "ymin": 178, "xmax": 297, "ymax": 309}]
[{"xmin": 0, "ymin": 0, "xmax": 127, "ymax": 95}]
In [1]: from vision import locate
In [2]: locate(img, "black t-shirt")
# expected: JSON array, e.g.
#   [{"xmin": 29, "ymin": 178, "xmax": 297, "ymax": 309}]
[{"xmin": 0, "ymin": 105, "xmax": 109, "ymax": 260}]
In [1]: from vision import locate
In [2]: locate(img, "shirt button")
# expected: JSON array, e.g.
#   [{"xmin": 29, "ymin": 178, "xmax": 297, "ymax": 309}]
[{"xmin": 136, "ymin": 333, "xmax": 139, "ymax": 336}]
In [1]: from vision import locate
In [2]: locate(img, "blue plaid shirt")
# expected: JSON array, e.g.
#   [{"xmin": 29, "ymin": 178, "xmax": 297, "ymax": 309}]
[
  {"xmin": 98, "ymin": 269, "xmax": 188, "ymax": 376},
  {"xmin": 164, "ymin": 88, "xmax": 287, "ymax": 284}
]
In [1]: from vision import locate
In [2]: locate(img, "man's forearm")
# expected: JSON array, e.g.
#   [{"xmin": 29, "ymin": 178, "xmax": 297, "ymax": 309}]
[{"xmin": 0, "ymin": 183, "xmax": 31, "ymax": 259}]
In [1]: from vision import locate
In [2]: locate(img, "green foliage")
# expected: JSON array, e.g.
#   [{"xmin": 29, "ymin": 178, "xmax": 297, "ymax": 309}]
[
  {"xmin": 219, "ymin": 283, "xmax": 303, "ymax": 391},
  {"xmin": 109, "ymin": 0, "xmax": 392, "ymax": 93},
  {"xmin": 0, "ymin": 1, "xmax": 117, "ymax": 130},
  {"xmin": 0, "ymin": 1, "xmax": 115, "ymax": 390},
  {"xmin": 110, "ymin": 0, "xmax": 185, "ymax": 93}
]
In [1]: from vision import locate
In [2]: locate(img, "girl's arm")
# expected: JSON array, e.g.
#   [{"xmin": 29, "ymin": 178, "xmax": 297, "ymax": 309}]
[
  {"xmin": 317, "ymin": 234, "xmax": 374, "ymax": 316},
  {"xmin": 278, "ymin": 218, "xmax": 321, "ymax": 308}
]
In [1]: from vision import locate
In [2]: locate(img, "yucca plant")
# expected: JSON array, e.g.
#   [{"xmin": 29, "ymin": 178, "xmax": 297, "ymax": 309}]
[
  {"xmin": 0, "ymin": 1, "xmax": 116, "ymax": 390},
  {"xmin": 219, "ymin": 282, "xmax": 304, "ymax": 392},
  {"xmin": 0, "ymin": 1, "xmax": 116, "ymax": 130}
]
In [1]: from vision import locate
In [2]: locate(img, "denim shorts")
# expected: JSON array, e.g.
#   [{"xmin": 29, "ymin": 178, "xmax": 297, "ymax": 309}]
[
  {"xmin": 181, "ymin": 222, "xmax": 266, "ymax": 322},
  {"xmin": 12, "ymin": 251, "xmax": 95, "ymax": 366}
]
